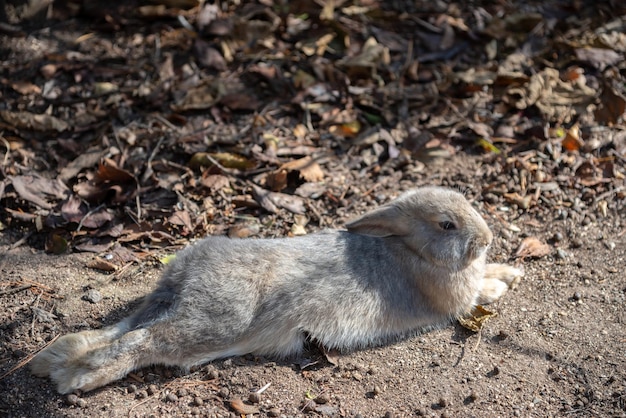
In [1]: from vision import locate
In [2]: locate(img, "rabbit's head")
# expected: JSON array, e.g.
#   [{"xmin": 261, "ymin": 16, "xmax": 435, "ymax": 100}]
[{"xmin": 346, "ymin": 187, "xmax": 493, "ymax": 270}]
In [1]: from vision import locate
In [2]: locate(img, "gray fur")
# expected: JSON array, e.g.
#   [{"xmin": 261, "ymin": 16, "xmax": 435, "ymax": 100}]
[{"xmin": 30, "ymin": 186, "xmax": 523, "ymax": 393}]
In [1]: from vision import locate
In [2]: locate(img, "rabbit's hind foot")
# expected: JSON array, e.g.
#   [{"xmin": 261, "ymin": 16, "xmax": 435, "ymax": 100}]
[
  {"xmin": 30, "ymin": 322, "xmax": 130, "ymax": 379},
  {"xmin": 48, "ymin": 328, "xmax": 151, "ymax": 394},
  {"xmin": 478, "ymin": 264, "xmax": 523, "ymax": 305}
]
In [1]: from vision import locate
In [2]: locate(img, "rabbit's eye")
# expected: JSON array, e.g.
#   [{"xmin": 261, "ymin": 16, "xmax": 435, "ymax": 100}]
[{"xmin": 439, "ymin": 221, "xmax": 456, "ymax": 230}]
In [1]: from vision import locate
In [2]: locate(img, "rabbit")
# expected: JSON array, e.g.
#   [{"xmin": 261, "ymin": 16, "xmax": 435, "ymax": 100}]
[{"xmin": 30, "ymin": 186, "xmax": 522, "ymax": 394}]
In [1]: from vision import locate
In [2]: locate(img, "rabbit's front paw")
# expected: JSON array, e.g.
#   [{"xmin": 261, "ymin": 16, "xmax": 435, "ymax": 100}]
[{"xmin": 478, "ymin": 264, "xmax": 523, "ymax": 305}]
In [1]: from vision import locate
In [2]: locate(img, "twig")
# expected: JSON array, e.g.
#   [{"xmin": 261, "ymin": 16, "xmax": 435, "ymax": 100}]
[
  {"xmin": 0, "ymin": 133, "xmax": 10, "ymax": 168},
  {"xmin": 256, "ymin": 382, "xmax": 271, "ymax": 394},
  {"xmin": 9, "ymin": 232, "xmax": 32, "ymax": 250},
  {"xmin": 593, "ymin": 185, "xmax": 625, "ymax": 204},
  {"xmin": 77, "ymin": 204, "xmax": 106, "ymax": 233},
  {"xmin": 203, "ymin": 153, "xmax": 241, "ymax": 176},
  {"xmin": 0, "ymin": 334, "xmax": 59, "ymax": 381},
  {"xmin": 0, "ymin": 284, "xmax": 32, "ymax": 296}
]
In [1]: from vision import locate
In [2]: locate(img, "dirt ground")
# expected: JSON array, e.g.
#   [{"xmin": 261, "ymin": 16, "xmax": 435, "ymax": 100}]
[
  {"xmin": 1, "ymin": 153, "xmax": 625, "ymax": 418},
  {"xmin": 1, "ymin": 1, "xmax": 625, "ymax": 417}
]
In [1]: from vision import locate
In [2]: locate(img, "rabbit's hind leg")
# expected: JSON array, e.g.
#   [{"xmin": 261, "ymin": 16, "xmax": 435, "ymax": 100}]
[
  {"xmin": 477, "ymin": 264, "xmax": 523, "ymax": 305},
  {"xmin": 30, "ymin": 319, "xmax": 131, "ymax": 378},
  {"xmin": 48, "ymin": 327, "xmax": 154, "ymax": 394}
]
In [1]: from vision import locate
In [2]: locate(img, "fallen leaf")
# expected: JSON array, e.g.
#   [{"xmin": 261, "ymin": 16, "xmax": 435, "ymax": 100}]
[
  {"xmin": 228, "ymin": 222, "xmax": 260, "ymax": 238},
  {"xmin": 279, "ymin": 156, "xmax": 325, "ymax": 182},
  {"xmin": 458, "ymin": 305, "xmax": 497, "ymax": 332},
  {"xmin": 61, "ymin": 195, "xmax": 87, "ymax": 224},
  {"xmin": 0, "ymin": 110, "xmax": 69, "ymax": 132},
  {"xmin": 229, "ymin": 399, "xmax": 259, "ymax": 415},
  {"xmin": 503, "ymin": 192, "xmax": 532, "ymax": 209},
  {"xmin": 59, "ymin": 147, "xmax": 107, "ymax": 183},
  {"xmin": 562, "ymin": 124, "xmax": 583, "ymax": 151},
  {"xmin": 86, "ymin": 258, "xmax": 118, "ymax": 272},
  {"xmin": 320, "ymin": 346, "xmax": 340, "ymax": 366},
  {"xmin": 168, "ymin": 210, "xmax": 194, "ymax": 233},
  {"xmin": 515, "ymin": 237, "xmax": 551, "ymax": 259},
  {"xmin": 10, "ymin": 175, "xmax": 70, "ymax": 209},
  {"xmin": 11, "ymin": 81, "xmax": 41, "ymax": 95},
  {"xmin": 251, "ymin": 184, "xmax": 306, "ymax": 214},
  {"xmin": 575, "ymin": 47, "xmax": 622, "ymax": 71},
  {"xmin": 594, "ymin": 83, "xmax": 626, "ymax": 125},
  {"xmin": 201, "ymin": 173, "xmax": 230, "ymax": 191},
  {"xmin": 190, "ymin": 152, "xmax": 256, "ymax": 171},
  {"xmin": 160, "ymin": 254, "xmax": 177, "ymax": 265}
]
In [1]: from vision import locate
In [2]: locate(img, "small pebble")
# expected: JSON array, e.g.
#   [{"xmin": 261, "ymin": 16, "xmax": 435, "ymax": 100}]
[
  {"xmin": 84, "ymin": 289, "xmax": 102, "ymax": 304},
  {"xmin": 193, "ymin": 396, "xmax": 203, "ymax": 406},
  {"xmin": 552, "ymin": 232, "xmax": 564, "ymax": 242},
  {"xmin": 219, "ymin": 387, "xmax": 230, "ymax": 398},
  {"xmin": 127, "ymin": 384, "xmax": 137, "ymax": 394},
  {"xmin": 66, "ymin": 394, "xmax": 79, "ymax": 406},
  {"xmin": 373, "ymin": 386, "xmax": 382, "ymax": 396},
  {"xmin": 352, "ymin": 371, "xmax": 363, "ymax": 381},
  {"xmin": 573, "ymin": 292, "xmax": 582, "ymax": 301},
  {"xmin": 248, "ymin": 392, "xmax": 261, "ymax": 404},
  {"xmin": 165, "ymin": 393, "xmax": 178, "ymax": 403},
  {"xmin": 439, "ymin": 398, "xmax": 448, "ymax": 407},
  {"xmin": 556, "ymin": 249, "xmax": 568, "ymax": 260},
  {"xmin": 384, "ymin": 412, "xmax": 395, "ymax": 418},
  {"xmin": 76, "ymin": 399, "xmax": 87, "ymax": 408},
  {"xmin": 177, "ymin": 388, "xmax": 188, "ymax": 397},
  {"xmin": 315, "ymin": 393, "xmax": 330, "ymax": 404},
  {"xmin": 571, "ymin": 238, "xmax": 583, "ymax": 248},
  {"xmin": 205, "ymin": 366, "xmax": 220, "ymax": 380},
  {"xmin": 136, "ymin": 390, "xmax": 148, "ymax": 399},
  {"xmin": 147, "ymin": 384, "xmax": 158, "ymax": 395},
  {"xmin": 468, "ymin": 392, "xmax": 478, "ymax": 402},
  {"xmin": 268, "ymin": 408, "xmax": 280, "ymax": 417}
]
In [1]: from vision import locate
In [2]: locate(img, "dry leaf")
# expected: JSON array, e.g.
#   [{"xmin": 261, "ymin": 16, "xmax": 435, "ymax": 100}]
[
  {"xmin": 168, "ymin": 210, "xmax": 194, "ymax": 233},
  {"xmin": 228, "ymin": 222, "xmax": 260, "ymax": 238},
  {"xmin": 515, "ymin": 237, "xmax": 551, "ymax": 259},
  {"xmin": 503, "ymin": 192, "xmax": 532, "ymax": 209},
  {"xmin": 87, "ymin": 258, "xmax": 118, "ymax": 272},
  {"xmin": 458, "ymin": 305, "xmax": 497, "ymax": 332},
  {"xmin": 562, "ymin": 124, "xmax": 583, "ymax": 151},
  {"xmin": 10, "ymin": 175, "xmax": 70, "ymax": 209},
  {"xmin": 190, "ymin": 152, "xmax": 256, "ymax": 171},
  {"xmin": 320, "ymin": 346, "xmax": 340, "ymax": 366},
  {"xmin": 251, "ymin": 184, "xmax": 306, "ymax": 214},
  {"xmin": 0, "ymin": 110, "xmax": 69, "ymax": 132},
  {"xmin": 11, "ymin": 81, "xmax": 41, "ymax": 95},
  {"xmin": 279, "ymin": 156, "xmax": 324, "ymax": 182},
  {"xmin": 229, "ymin": 398, "xmax": 259, "ymax": 415},
  {"xmin": 201, "ymin": 174, "xmax": 230, "ymax": 191}
]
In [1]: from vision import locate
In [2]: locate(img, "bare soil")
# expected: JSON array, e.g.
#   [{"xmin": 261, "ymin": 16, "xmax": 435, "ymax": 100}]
[{"xmin": 1, "ymin": 154, "xmax": 625, "ymax": 418}]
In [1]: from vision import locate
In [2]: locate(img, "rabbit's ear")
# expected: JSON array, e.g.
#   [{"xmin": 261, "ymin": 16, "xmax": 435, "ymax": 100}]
[{"xmin": 345, "ymin": 205, "xmax": 411, "ymax": 237}]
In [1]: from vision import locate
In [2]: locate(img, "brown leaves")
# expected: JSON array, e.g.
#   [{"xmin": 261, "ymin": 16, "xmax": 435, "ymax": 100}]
[
  {"xmin": 458, "ymin": 305, "xmax": 497, "ymax": 332},
  {"xmin": 251, "ymin": 184, "xmax": 306, "ymax": 215},
  {"xmin": 9, "ymin": 175, "xmax": 70, "ymax": 209},
  {"xmin": 0, "ymin": 110, "xmax": 69, "ymax": 132},
  {"xmin": 266, "ymin": 156, "xmax": 325, "ymax": 192},
  {"xmin": 515, "ymin": 237, "xmax": 551, "ymax": 259}
]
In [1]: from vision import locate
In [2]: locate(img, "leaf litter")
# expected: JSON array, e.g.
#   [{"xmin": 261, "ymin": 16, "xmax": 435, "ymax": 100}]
[{"xmin": 0, "ymin": 1, "xmax": 625, "ymax": 415}]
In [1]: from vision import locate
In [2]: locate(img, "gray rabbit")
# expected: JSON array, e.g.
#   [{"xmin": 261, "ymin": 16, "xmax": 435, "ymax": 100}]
[{"xmin": 30, "ymin": 186, "xmax": 522, "ymax": 394}]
